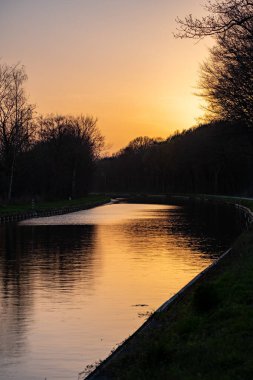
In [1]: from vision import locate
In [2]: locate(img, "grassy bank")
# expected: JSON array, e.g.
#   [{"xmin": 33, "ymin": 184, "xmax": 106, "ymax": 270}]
[
  {"xmin": 0, "ymin": 194, "xmax": 110, "ymax": 217},
  {"xmin": 113, "ymin": 192, "xmax": 253, "ymax": 212},
  {"xmin": 172, "ymin": 193, "xmax": 253, "ymax": 212},
  {"xmin": 87, "ymin": 198, "xmax": 253, "ymax": 380}
]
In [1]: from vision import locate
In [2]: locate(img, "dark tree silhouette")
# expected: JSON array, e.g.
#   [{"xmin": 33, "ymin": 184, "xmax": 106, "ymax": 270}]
[
  {"xmin": 175, "ymin": 0, "xmax": 253, "ymax": 123},
  {"xmin": 198, "ymin": 29, "xmax": 253, "ymax": 122},
  {"xmin": 94, "ymin": 122, "xmax": 253, "ymax": 196},
  {"xmin": 0, "ymin": 63, "xmax": 35, "ymax": 201},
  {"xmin": 22, "ymin": 115, "xmax": 104, "ymax": 199},
  {"xmin": 175, "ymin": 0, "xmax": 253, "ymax": 39}
]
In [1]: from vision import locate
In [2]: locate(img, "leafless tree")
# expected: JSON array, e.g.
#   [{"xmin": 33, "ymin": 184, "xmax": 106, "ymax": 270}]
[
  {"xmin": 175, "ymin": 0, "xmax": 253, "ymax": 39},
  {"xmin": 198, "ymin": 26, "xmax": 253, "ymax": 122},
  {"xmin": 36, "ymin": 114, "xmax": 104, "ymax": 198},
  {"xmin": 0, "ymin": 63, "xmax": 35, "ymax": 200},
  {"xmin": 175, "ymin": 0, "xmax": 253, "ymax": 123},
  {"xmin": 38, "ymin": 114, "xmax": 104, "ymax": 159}
]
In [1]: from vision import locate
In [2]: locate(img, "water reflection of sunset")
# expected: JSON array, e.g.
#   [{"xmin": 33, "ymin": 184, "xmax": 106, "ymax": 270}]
[{"xmin": 0, "ymin": 203, "xmax": 237, "ymax": 379}]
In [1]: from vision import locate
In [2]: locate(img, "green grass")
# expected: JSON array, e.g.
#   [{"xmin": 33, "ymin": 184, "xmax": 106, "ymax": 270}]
[
  {"xmin": 0, "ymin": 195, "xmax": 110, "ymax": 216},
  {"xmin": 94, "ymin": 229, "xmax": 253, "ymax": 380}
]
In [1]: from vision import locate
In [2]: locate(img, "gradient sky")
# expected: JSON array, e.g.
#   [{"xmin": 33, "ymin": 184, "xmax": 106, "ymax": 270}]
[{"xmin": 0, "ymin": 0, "xmax": 211, "ymax": 152}]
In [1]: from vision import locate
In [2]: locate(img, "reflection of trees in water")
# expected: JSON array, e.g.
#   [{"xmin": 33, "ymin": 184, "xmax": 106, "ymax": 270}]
[
  {"xmin": 0, "ymin": 224, "xmax": 98, "ymax": 359},
  {"xmin": 0, "ymin": 203, "xmax": 243, "ymax": 364},
  {"xmin": 20, "ymin": 225, "xmax": 99, "ymax": 289},
  {"xmin": 119, "ymin": 203, "xmax": 241, "ymax": 260},
  {"xmin": 172, "ymin": 202, "xmax": 243, "ymax": 256},
  {"xmin": 0, "ymin": 225, "xmax": 32, "ymax": 359}
]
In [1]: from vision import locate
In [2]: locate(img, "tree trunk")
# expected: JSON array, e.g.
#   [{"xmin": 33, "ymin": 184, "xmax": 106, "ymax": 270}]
[
  {"xmin": 71, "ymin": 166, "xmax": 76, "ymax": 199},
  {"xmin": 7, "ymin": 154, "xmax": 15, "ymax": 202}
]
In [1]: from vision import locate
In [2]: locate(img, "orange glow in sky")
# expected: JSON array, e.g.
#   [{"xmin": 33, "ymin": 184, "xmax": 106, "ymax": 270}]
[{"xmin": 0, "ymin": 0, "xmax": 211, "ymax": 153}]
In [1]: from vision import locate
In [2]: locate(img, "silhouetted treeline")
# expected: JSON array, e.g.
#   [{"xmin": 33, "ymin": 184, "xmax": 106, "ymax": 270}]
[
  {"xmin": 94, "ymin": 121, "xmax": 253, "ymax": 196},
  {"xmin": 0, "ymin": 63, "xmax": 104, "ymax": 202},
  {"xmin": 0, "ymin": 114, "xmax": 103, "ymax": 202},
  {"xmin": 96, "ymin": 0, "xmax": 253, "ymax": 196},
  {"xmin": 14, "ymin": 115, "xmax": 104, "ymax": 200}
]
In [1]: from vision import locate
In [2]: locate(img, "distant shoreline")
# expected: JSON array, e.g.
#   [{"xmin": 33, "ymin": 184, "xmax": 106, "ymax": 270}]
[{"xmin": 0, "ymin": 195, "xmax": 111, "ymax": 223}]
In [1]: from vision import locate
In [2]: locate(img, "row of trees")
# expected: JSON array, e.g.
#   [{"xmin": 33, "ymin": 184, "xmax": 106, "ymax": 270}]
[
  {"xmin": 94, "ymin": 121, "xmax": 253, "ymax": 195},
  {"xmin": 95, "ymin": 0, "xmax": 253, "ymax": 196},
  {"xmin": 2, "ymin": 0, "xmax": 252, "ymax": 201},
  {"xmin": 0, "ymin": 63, "xmax": 104, "ymax": 202}
]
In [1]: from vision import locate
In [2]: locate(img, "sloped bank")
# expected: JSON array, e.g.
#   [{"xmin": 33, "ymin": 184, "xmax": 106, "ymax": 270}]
[{"xmin": 84, "ymin": 195, "xmax": 253, "ymax": 380}]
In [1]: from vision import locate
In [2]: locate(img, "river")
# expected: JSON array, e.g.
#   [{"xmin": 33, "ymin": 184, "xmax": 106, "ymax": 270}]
[{"xmin": 0, "ymin": 201, "xmax": 241, "ymax": 379}]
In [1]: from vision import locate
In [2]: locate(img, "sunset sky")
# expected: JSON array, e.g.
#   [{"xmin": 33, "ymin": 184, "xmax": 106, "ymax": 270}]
[{"xmin": 0, "ymin": 0, "xmax": 211, "ymax": 152}]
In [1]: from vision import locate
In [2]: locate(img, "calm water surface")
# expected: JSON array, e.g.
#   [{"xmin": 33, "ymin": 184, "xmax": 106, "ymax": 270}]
[{"xmin": 0, "ymin": 202, "xmax": 240, "ymax": 379}]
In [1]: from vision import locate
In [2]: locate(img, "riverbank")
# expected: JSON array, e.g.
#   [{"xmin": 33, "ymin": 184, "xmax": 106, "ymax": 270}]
[
  {"xmin": 119, "ymin": 192, "xmax": 253, "ymax": 211},
  {"xmin": 85, "ymin": 195, "xmax": 253, "ymax": 380},
  {"xmin": 0, "ymin": 195, "xmax": 110, "ymax": 223}
]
